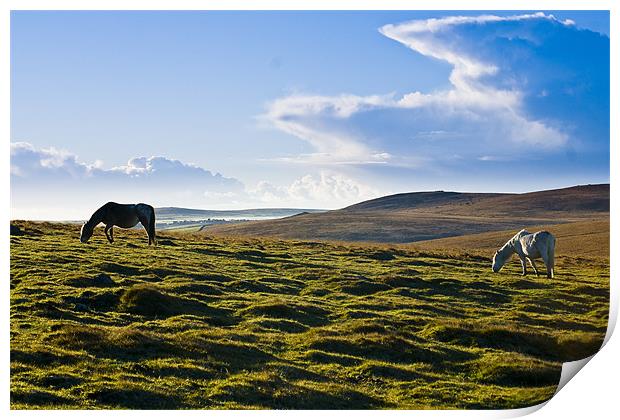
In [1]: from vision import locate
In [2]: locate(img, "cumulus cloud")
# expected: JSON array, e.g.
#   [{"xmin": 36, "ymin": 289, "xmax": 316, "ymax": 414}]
[
  {"xmin": 11, "ymin": 142, "xmax": 378, "ymax": 217},
  {"xmin": 262, "ymin": 12, "xmax": 607, "ymax": 166},
  {"xmin": 11, "ymin": 141, "xmax": 242, "ymax": 190},
  {"xmin": 11, "ymin": 142, "xmax": 93, "ymax": 179},
  {"xmin": 251, "ymin": 171, "xmax": 380, "ymax": 207},
  {"xmin": 10, "ymin": 142, "xmax": 245, "ymax": 217}
]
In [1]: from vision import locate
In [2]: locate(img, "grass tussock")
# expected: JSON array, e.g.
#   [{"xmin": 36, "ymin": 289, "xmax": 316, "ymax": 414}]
[
  {"xmin": 10, "ymin": 221, "xmax": 609, "ymax": 409},
  {"xmin": 48, "ymin": 324, "xmax": 177, "ymax": 359},
  {"xmin": 470, "ymin": 352, "xmax": 561, "ymax": 387},
  {"xmin": 118, "ymin": 284, "xmax": 231, "ymax": 324}
]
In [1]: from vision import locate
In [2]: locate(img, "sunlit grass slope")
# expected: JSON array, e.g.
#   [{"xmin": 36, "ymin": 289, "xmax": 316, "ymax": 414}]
[
  {"xmin": 414, "ymin": 219, "xmax": 609, "ymax": 258},
  {"xmin": 10, "ymin": 222, "xmax": 609, "ymax": 409}
]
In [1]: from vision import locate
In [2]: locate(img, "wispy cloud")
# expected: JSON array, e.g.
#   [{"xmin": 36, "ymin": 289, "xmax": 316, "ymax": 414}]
[
  {"xmin": 261, "ymin": 94, "xmax": 394, "ymax": 165},
  {"xmin": 260, "ymin": 12, "xmax": 607, "ymax": 166}
]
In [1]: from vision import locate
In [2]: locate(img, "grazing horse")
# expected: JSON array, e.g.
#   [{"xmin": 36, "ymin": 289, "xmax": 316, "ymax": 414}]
[
  {"xmin": 492, "ymin": 229, "xmax": 555, "ymax": 278},
  {"xmin": 80, "ymin": 202, "xmax": 157, "ymax": 245}
]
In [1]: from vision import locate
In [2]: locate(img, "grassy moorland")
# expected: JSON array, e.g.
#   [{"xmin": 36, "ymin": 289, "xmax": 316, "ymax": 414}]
[
  {"xmin": 414, "ymin": 219, "xmax": 610, "ymax": 258},
  {"xmin": 10, "ymin": 222, "xmax": 609, "ymax": 409}
]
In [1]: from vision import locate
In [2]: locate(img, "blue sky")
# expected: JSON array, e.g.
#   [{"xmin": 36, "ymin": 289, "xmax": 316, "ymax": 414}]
[{"xmin": 10, "ymin": 11, "xmax": 609, "ymax": 219}]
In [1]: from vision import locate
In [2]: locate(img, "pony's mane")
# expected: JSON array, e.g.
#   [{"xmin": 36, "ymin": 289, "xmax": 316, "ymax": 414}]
[
  {"xmin": 512, "ymin": 229, "xmax": 530, "ymax": 240},
  {"xmin": 496, "ymin": 241, "xmax": 514, "ymax": 260},
  {"xmin": 84, "ymin": 205, "xmax": 106, "ymax": 229},
  {"xmin": 502, "ymin": 229, "xmax": 530, "ymax": 251},
  {"xmin": 493, "ymin": 229, "xmax": 530, "ymax": 268}
]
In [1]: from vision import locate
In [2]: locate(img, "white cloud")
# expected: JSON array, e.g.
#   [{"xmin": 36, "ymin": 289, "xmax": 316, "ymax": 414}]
[
  {"xmin": 262, "ymin": 94, "xmax": 394, "ymax": 164},
  {"xmin": 11, "ymin": 142, "xmax": 379, "ymax": 216},
  {"xmin": 10, "ymin": 142, "xmax": 94, "ymax": 178},
  {"xmin": 11, "ymin": 141, "xmax": 242, "ymax": 190},
  {"xmin": 251, "ymin": 171, "xmax": 380, "ymax": 208},
  {"xmin": 261, "ymin": 12, "xmax": 573, "ymax": 166},
  {"xmin": 10, "ymin": 142, "xmax": 245, "ymax": 216}
]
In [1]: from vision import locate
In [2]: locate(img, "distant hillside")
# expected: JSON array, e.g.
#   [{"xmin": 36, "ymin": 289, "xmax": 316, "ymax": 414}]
[
  {"xmin": 201, "ymin": 184, "xmax": 609, "ymax": 244},
  {"xmin": 435, "ymin": 184, "xmax": 609, "ymax": 216},
  {"xmin": 343, "ymin": 191, "xmax": 506, "ymax": 212},
  {"xmin": 344, "ymin": 184, "xmax": 609, "ymax": 215}
]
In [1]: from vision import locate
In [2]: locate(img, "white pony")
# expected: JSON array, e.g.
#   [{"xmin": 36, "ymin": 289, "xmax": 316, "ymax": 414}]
[{"xmin": 492, "ymin": 229, "xmax": 556, "ymax": 278}]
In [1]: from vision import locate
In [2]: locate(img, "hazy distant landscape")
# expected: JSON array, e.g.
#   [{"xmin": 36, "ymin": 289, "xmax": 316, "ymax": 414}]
[
  {"xmin": 156, "ymin": 207, "xmax": 324, "ymax": 223},
  {"xmin": 154, "ymin": 208, "xmax": 324, "ymax": 230},
  {"xmin": 202, "ymin": 184, "xmax": 609, "ymax": 245}
]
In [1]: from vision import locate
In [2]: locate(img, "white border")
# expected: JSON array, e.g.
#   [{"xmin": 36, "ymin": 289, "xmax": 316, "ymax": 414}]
[{"xmin": 2, "ymin": 1, "xmax": 616, "ymax": 419}]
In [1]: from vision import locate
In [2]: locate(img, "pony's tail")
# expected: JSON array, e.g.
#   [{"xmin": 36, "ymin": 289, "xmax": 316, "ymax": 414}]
[{"xmin": 149, "ymin": 206, "xmax": 157, "ymax": 245}]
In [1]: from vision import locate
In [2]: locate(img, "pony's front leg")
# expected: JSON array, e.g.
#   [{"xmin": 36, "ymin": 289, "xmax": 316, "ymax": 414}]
[
  {"xmin": 105, "ymin": 225, "xmax": 114, "ymax": 243},
  {"xmin": 519, "ymin": 257, "xmax": 527, "ymax": 276},
  {"xmin": 528, "ymin": 258, "xmax": 540, "ymax": 276}
]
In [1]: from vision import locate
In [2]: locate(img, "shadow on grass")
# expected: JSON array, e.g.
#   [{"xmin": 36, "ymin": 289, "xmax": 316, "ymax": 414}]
[
  {"xmin": 239, "ymin": 301, "xmax": 331, "ymax": 327},
  {"xmin": 47, "ymin": 325, "xmax": 180, "ymax": 361},
  {"xmin": 427, "ymin": 322, "xmax": 604, "ymax": 361},
  {"xmin": 304, "ymin": 350, "xmax": 362, "ymax": 366},
  {"xmin": 180, "ymin": 333, "xmax": 276, "ymax": 370},
  {"xmin": 338, "ymin": 280, "xmax": 392, "ymax": 296},
  {"xmin": 228, "ymin": 280, "xmax": 281, "ymax": 294},
  {"xmin": 128, "ymin": 362, "xmax": 217, "ymax": 381},
  {"xmin": 65, "ymin": 273, "xmax": 117, "ymax": 288},
  {"xmin": 64, "ymin": 290, "xmax": 122, "ymax": 312},
  {"xmin": 385, "ymin": 275, "xmax": 512, "ymax": 305},
  {"xmin": 87, "ymin": 387, "xmax": 182, "ymax": 409},
  {"xmin": 352, "ymin": 361, "xmax": 436, "ymax": 382},
  {"xmin": 98, "ymin": 262, "xmax": 142, "ymax": 276},
  {"xmin": 247, "ymin": 318, "xmax": 309, "ymax": 333},
  {"xmin": 210, "ymin": 374, "xmax": 384, "ymax": 409},
  {"xmin": 10, "ymin": 349, "xmax": 80, "ymax": 366},
  {"xmin": 118, "ymin": 285, "xmax": 235, "ymax": 325},
  {"xmin": 37, "ymin": 374, "xmax": 84, "ymax": 389},
  {"xmin": 11, "ymin": 389, "xmax": 73, "ymax": 407},
  {"xmin": 168, "ymin": 281, "xmax": 224, "ymax": 296},
  {"xmin": 307, "ymin": 334, "xmax": 444, "ymax": 365}
]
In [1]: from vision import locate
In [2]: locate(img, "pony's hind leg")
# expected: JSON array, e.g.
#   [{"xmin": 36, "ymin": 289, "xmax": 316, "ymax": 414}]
[
  {"xmin": 148, "ymin": 207, "xmax": 156, "ymax": 246},
  {"xmin": 538, "ymin": 245, "xmax": 553, "ymax": 279},
  {"xmin": 547, "ymin": 240, "xmax": 555, "ymax": 279},
  {"xmin": 137, "ymin": 213, "xmax": 154, "ymax": 245},
  {"xmin": 527, "ymin": 258, "xmax": 540, "ymax": 276}
]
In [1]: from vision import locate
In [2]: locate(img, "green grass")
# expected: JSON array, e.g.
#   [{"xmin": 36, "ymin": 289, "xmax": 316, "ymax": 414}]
[{"xmin": 10, "ymin": 221, "xmax": 609, "ymax": 409}]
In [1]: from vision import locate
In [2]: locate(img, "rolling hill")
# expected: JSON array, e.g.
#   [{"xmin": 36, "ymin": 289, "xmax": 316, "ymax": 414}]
[{"xmin": 201, "ymin": 184, "xmax": 609, "ymax": 244}]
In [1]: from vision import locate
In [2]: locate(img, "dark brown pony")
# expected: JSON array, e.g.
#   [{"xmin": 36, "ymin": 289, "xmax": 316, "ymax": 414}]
[{"xmin": 80, "ymin": 202, "xmax": 156, "ymax": 245}]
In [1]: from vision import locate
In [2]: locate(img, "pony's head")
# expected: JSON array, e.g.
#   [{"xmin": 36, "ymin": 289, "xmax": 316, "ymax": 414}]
[
  {"xmin": 80, "ymin": 222, "xmax": 93, "ymax": 243},
  {"xmin": 492, "ymin": 246, "xmax": 512, "ymax": 273}
]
